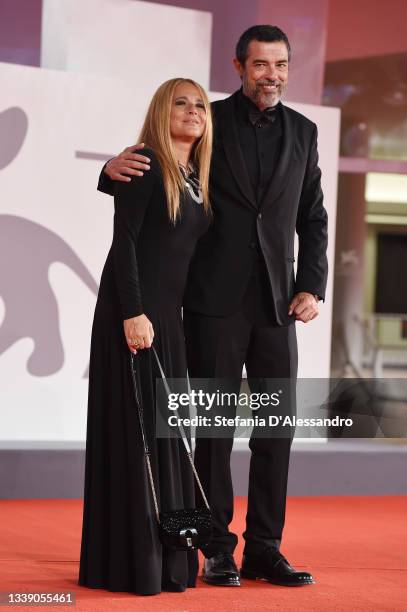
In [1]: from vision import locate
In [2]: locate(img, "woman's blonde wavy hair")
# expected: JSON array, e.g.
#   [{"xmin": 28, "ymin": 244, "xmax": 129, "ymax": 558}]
[{"xmin": 138, "ymin": 78, "xmax": 212, "ymax": 223}]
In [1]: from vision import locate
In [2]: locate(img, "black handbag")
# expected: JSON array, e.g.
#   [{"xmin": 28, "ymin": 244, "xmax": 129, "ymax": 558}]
[{"xmin": 130, "ymin": 348, "xmax": 212, "ymax": 551}]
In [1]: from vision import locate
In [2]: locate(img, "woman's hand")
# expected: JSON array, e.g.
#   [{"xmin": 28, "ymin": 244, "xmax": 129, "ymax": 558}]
[{"xmin": 123, "ymin": 314, "xmax": 154, "ymax": 353}]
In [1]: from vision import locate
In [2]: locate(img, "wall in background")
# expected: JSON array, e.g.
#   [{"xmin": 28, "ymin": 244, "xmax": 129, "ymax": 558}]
[
  {"xmin": 326, "ymin": 0, "xmax": 407, "ymax": 62},
  {"xmin": 0, "ymin": 0, "xmax": 42, "ymax": 66},
  {"xmin": 0, "ymin": 0, "xmax": 329, "ymax": 104}
]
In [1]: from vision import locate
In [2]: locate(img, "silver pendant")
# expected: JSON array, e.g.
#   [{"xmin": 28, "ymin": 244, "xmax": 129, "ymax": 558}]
[{"xmin": 185, "ymin": 181, "xmax": 203, "ymax": 204}]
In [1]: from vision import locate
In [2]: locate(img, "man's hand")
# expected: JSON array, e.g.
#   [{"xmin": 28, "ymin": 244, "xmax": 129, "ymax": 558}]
[
  {"xmin": 105, "ymin": 143, "xmax": 151, "ymax": 182},
  {"xmin": 123, "ymin": 314, "xmax": 154, "ymax": 354},
  {"xmin": 288, "ymin": 292, "xmax": 319, "ymax": 323}
]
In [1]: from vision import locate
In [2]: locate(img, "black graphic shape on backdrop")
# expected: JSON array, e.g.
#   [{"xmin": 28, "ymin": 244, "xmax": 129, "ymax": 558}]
[
  {"xmin": 0, "ymin": 107, "xmax": 28, "ymax": 170},
  {"xmin": 0, "ymin": 215, "xmax": 98, "ymax": 376}
]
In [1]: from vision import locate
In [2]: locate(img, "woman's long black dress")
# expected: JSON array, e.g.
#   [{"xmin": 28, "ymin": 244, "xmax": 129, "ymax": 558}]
[{"xmin": 78, "ymin": 150, "xmax": 209, "ymax": 595}]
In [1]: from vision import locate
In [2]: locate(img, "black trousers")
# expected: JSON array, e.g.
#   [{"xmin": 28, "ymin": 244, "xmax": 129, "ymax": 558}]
[{"xmin": 184, "ymin": 258, "xmax": 298, "ymax": 557}]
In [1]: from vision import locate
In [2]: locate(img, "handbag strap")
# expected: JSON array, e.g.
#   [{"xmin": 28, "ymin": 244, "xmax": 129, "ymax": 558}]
[
  {"xmin": 130, "ymin": 350, "xmax": 210, "ymax": 523},
  {"xmin": 129, "ymin": 353, "xmax": 160, "ymax": 522},
  {"xmin": 151, "ymin": 346, "xmax": 210, "ymax": 511}
]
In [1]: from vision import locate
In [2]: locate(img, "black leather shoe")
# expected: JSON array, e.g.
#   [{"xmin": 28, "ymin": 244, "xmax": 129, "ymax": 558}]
[
  {"xmin": 203, "ymin": 553, "xmax": 241, "ymax": 586},
  {"xmin": 240, "ymin": 549, "xmax": 315, "ymax": 586}
]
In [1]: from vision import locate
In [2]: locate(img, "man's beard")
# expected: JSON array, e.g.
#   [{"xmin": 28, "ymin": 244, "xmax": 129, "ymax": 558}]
[{"xmin": 243, "ymin": 77, "xmax": 287, "ymax": 109}]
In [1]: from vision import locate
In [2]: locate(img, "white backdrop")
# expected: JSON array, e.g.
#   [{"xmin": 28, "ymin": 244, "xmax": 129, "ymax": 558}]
[
  {"xmin": 41, "ymin": 0, "xmax": 212, "ymax": 93},
  {"xmin": 0, "ymin": 0, "xmax": 339, "ymax": 443}
]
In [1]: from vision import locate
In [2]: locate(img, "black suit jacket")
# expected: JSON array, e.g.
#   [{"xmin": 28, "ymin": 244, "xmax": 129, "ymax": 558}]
[{"xmin": 98, "ymin": 90, "xmax": 328, "ymax": 326}]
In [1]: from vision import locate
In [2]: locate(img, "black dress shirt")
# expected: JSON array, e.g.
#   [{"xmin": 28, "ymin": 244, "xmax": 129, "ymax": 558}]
[
  {"xmin": 233, "ymin": 89, "xmax": 284, "ymax": 305},
  {"xmin": 234, "ymin": 88, "xmax": 283, "ymax": 205}
]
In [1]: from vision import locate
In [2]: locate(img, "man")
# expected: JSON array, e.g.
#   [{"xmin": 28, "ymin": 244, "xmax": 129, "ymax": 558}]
[{"xmin": 98, "ymin": 25, "xmax": 328, "ymax": 587}]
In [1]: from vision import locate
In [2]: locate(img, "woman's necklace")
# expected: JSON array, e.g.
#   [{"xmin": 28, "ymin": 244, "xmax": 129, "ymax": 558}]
[
  {"xmin": 178, "ymin": 161, "xmax": 194, "ymax": 176},
  {"xmin": 178, "ymin": 161, "xmax": 203, "ymax": 204}
]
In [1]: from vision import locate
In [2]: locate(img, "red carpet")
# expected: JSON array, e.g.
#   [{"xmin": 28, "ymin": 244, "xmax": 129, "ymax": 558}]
[{"xmin": 1, "ymin": 496, "xmax": 406, "ymax": 611}]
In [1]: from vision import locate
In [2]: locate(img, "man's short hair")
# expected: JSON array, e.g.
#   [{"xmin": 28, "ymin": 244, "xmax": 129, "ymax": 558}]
[{"xmin": 236, "ymin": 25, "xmax": 291, "ymax": 65}]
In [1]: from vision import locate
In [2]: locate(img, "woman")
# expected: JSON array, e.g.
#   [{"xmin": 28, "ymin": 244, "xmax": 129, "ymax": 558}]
[{"xmin": 79, "ymin": 78, "xmax": 212, "ymax": 595}]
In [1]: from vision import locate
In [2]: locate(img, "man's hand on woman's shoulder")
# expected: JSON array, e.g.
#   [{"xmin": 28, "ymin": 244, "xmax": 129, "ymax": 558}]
[{"xmin": 105, "ymin": 143, "xmax": 152, "ymax": 182}]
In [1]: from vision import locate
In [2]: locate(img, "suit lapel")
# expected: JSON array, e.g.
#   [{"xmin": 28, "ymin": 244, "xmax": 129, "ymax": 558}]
[
  {"xmin": 217, "ymin": 94, "xmax": 258, "ymax": 211},
  {"xmin": 260, "ymin": 103, "xmax": 295, "ymax": 210}
]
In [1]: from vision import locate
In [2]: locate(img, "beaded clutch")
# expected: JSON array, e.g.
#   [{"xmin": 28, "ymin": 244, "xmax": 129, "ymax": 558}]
[{"xmin": 159, "ymin": 507, "xmax": 212, "ymax": 551}]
